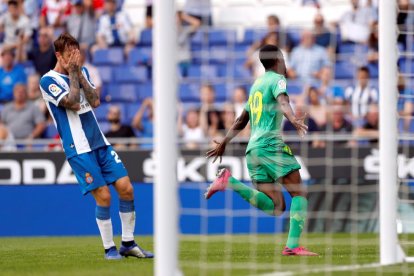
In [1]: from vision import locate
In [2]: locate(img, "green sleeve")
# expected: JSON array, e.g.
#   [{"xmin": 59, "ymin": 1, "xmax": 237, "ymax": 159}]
[
  {"xmin": 272, "ymin": 76, "xmax": 288, "ymax": 99},
  {"xmin": 244, "ymin": 96, "xmax": 251, "ymax": 113}
]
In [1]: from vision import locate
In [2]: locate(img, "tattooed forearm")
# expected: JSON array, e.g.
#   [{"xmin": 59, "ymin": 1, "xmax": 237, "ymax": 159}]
[
  {"xmin": 59, "ymin": 70, "xmax": 81, "ymax": 111},
  {"xmin": 79, "ymin": 70, "xmax": 100, "ymax": 108}
]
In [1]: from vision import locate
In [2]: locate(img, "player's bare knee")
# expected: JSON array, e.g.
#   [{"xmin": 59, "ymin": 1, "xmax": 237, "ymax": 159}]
[
  {"xmin": 118, "ymin": 183, "xmax": 134, "ymax": 200},
  {"xmin": 96, "ymin": 190, "xmax": 111, "ymax": 206}
]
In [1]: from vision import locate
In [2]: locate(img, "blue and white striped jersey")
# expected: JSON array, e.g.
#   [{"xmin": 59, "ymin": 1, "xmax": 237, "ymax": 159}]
[{"xmin": 40, "ymin": 67, "xmax": 110, "ymax": 159}]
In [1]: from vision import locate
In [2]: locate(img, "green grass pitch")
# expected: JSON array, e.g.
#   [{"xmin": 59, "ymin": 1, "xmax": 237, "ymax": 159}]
[{"xmin": 0, "ymin": 234, "xmax": 413, "ymax": 275}]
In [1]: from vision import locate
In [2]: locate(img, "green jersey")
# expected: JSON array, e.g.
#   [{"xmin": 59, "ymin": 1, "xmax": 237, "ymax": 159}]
[{"xmin": 245, "ymin": 71, "xmax": 288, "ymax": 154}]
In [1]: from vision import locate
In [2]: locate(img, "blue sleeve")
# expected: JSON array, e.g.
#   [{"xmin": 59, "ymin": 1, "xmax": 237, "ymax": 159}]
[
  {"xmin": 40, "ymin": 76, "xmax": 69, "ymax": 106},
  {"xmin": 15, "ymin": 65, "xmax": 27, "ymax": 84},
  {"xmin": 81, "ymin": 67, "xmax": 96, "ymax": 89}
]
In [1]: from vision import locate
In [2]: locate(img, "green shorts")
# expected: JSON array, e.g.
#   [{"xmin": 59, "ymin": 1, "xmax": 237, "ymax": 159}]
[{"xmin": 246, "ymin": 145, "xmax": 301, "ymax": 184}]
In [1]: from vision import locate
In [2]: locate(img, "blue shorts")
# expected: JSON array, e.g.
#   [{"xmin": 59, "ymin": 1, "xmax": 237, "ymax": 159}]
[{"xmin": 68, "ymin": 146, "xmax": 128, "ymax": 195}]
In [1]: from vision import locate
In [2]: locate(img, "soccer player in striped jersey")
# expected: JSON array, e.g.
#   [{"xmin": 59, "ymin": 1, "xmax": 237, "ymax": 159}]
[
  {"xmin": 206, "ymin": 44, "xmax": 318, "ymax": 256},
  {"xmin": 40, "ymin": 33, "xmax": 153, "ymax": 260}
]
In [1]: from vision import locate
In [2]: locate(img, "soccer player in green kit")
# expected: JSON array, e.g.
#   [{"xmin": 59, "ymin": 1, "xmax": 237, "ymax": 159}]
[{"xmin": 205, "ymin": 44, "xmax": 318, "ymax": 256}]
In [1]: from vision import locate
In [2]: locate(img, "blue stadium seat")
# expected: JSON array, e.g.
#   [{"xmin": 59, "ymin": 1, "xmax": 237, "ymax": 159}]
[
  {"xmin": 137, "ymin": 82, "xmax": 153, "ymax": 100},
  {"xmin": 286, "ymin": 28, "xmax": 301, "ymax": 48},
  {"xmin": 188, "ymin": 65, "xmax": 219, "ymax": 79},
  {"xmin": 128, "ymin": 47, "xmax": 152, "ymax": 65},
  {"xmin": 179, "ymin": 83, "xmax": 200, "ymax": 102},
  {"xmin": 96, "ymin": 66, "xmax": 112, "ymax": 83},
  {"xmin": 44, "ymin": 123, "xmax": 58, "ymax": 138},
  {"xmin": 208, "ymin": 29, "xmax": 237, "ymax": 46},
  {"xmin": 208, "ymin": 46, "xmax": 230, "ymax": 64},
  {"xmin": 287, "ymin": 82, "xmax": 303, "ymax": 95},
  {"xmin": 367, "ymin": 63, "xmax": 379, "ymax": 78},
  {"xmin": 243, "ymin": 28, "xmax": 267, "ymax": 45},
  {"xmin": 338, "ymin": 43, "xmax": 368, "ymax": 54},
  {"xmin": 93, "ymin": 48, "xmax": 124, "ymax": 65},
  {"xmin": 334, "ymin": 61, "xmax": 355, "ymax": 79},
  {"xmin": 213, "ymin": 83, "xmax": 227, "ymax": 102},
  {"xmin": 139, "ymin": 28, "xmax": 152, "ymax": 46},
  {"xmin": 106, "ymin": 84, "xmax": 139, "ymax": 102},
  {"xmin": 399, "ymin": 58, "xmax": 414, "ymax": 74},
  {"xmin": 114, "ymin": 66, "xmax": 148, "ymax": 83},
  {"xmin": 190, "ymin": 30, "xmax": 206, "ymax": 49},
  {"xmin": 228, "ymin": 64, "xmax": 251, "ymax": 79}
]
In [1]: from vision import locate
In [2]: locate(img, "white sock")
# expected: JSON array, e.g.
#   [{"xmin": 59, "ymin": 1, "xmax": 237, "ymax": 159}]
[
  {"xmin": 96, "ymin": 218, "xmax": 116, "ymax": 249},
  {"xmin": 119, "ymin": 211, "xmax": 135, "ymax": 242}
]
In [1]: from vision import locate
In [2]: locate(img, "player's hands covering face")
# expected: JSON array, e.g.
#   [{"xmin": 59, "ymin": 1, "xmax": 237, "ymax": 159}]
[
  {"xmin": 206, "ymin": 139, "xmax": 226, "ymax": 163},
  {"xmin": 59, "ymin": 48, "xmax": 81, "ymax": 73}
]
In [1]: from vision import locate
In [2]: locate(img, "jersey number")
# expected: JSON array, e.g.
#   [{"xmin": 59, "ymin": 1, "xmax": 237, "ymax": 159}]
[
  {"xmin": 111, "ymin": 150, "xmax": 122, "ymax": 163},
  {"xmin": 249, "ymin": 91, "xmax": 263, "ymax": 125}
]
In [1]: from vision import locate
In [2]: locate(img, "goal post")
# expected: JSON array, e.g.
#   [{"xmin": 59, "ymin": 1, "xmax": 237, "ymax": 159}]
[
  {"xmin": 153, "ymin": 0, "xmax": 179, "ymax": 275},
  {"xmin": 379, "ymin": 0, "xmax": 401, "ymax": 265}
]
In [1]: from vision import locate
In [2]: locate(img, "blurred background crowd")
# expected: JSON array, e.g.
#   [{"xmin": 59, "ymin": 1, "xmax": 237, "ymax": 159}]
[{"xmin": 0, "ymin": 0, "xmax": 412, "ymax": 151}]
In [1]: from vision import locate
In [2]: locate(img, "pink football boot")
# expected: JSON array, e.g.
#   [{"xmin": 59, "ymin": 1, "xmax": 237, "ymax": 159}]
[
  {"xmin": 282, "ymin": 246, "xmax": 319, "ymax": 256},
  {"xmin": 204, "ymin": 168, "xmax": 231, "ymax": 199}
]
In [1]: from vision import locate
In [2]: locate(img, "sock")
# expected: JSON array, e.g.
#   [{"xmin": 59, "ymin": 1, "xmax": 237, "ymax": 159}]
[
  {"xmin": 95, "ymin": 206, "xmax": 115, "ymax": 250},
  {"xmin": 119, "ymin": 199, "xmax": 136, "ymax": 242},
  {"xmin": 228, "ymin": 176, "xmax": 275, "ymax": 216},
  {"xmin": 286, "ymin": 196, "xmax": 308, "ymax": 249}
]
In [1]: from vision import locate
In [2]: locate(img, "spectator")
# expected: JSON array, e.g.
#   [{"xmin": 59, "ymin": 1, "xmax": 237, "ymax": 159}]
[
  {"xmin": 339, "ymin": 0, "xmax": 376, "ymax": 44},
  {"xmin": 177, "ymin": 10, "xmax": 201, "ymax": 77},
  {"xmin": 287, "ymin": 30, "xmax": 330, "ymax": 85},
  {"xmin": 398, "ymin": 74, "xmax": 414, "ymax": 132},
  {"xmin": 220, "ymin": 103, "xmax": 249, "ymax": 140},
  {"xmin": 344, "ymin": 66, "xmax": 378, "ymax": 125},
  {"xmin": 0, "ymin": 48, "xmax": 26, "ymax": 102},
  {"xmin": 313, "ymin": 13, "xmax": 334, "ymax": 50},
  {"xmin": 367, "ymin": 21, "xmax": 378, "ymax": 63},
  {"xmin": 199, "ymin": 84, "xmax": 224, "ymax": 137},
  {"xmin": 105, "ymin": 105, "xmax": 136, "ymax": 149},
  {"xmin": 27, "ymin": 74, "xmax": 47, "ymax": 117},
  {"xmin": 318, "ymin": 67, "xmax": 344, "ymax": 104},
  {"xmin": 0, "ymin": 0, "xmax": 32, "ymax": 50},
  {"xmin": 132, "ymin": 98, "xmax": 153, "ymax": 148},
  {"xmin": 178, "ymin": 107, "xmax": 205, "ymax": 149},
  {"xmin": 397, "ymin": 0, "xmax": 409, "ymax": 49},
  {"xmin": 267, "ymin": 14, "xmax": 280, "ymax": 32},
  {"xmin": 246, "ymin": 32, "xmax": 287, "ymax": 78},
  {"xmin": 145, "ymin": 0, "xmax": 152, "ymax": 28},
  {"xmin": 24, "ymin": 0, "xmax": 40, "ymax": 37},
  {"xmin": 183, "ymin": 0, "xmax": 212, "ymax": 26},
  {"xmin": 353, "ymin": 104, "xmax": 378, "ymax": 145},
  {"xmin": 40, "ymin": 0, "xmax": 71, "ymax": 28},
  {"xmin": 307, "ymin": 86, "xmax": 327, "ymax": 129},
  {"xmin": 295, "ymin": 0, "xmax": 320, "ymax": 7},
  {"xmin": 283, "ymin": 99, "xmax": 322, "ymax": 148},
  {"xmin": 80, "ymin": 46, "xmax": 102, "ymax": 95},
  {"xmin": 66, "ymin": 0, "xmax": 96, "ymax": 47},
  {"xmin": 92, "ymin": 0, "xmax": 105, "ymax": 17},
  {"xmin": 1, "ymin": 83, "xmax": 45, "ymax": 140},
  {"xmin": 232, "ymin": 86, "xmax": 247, "ymax": 117},
  {"xmin": 23, "ymin": 26, "xmax": 57, "ymax": 76},
  {"xmin": 93, "ymin": 0, "xmax": 134, "ymax": 54},
  {"xmin": 323, "ymin": 104, "xmax": 353, "ymax": 146}
]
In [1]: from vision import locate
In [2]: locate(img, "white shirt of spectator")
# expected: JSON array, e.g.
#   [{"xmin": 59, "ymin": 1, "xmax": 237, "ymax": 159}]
[
  {"xmin": 182, "ymin": 124, "xmax": 204, "ymax": 143},
  {"xmin": 42, "ymin": 0, "xmax": 70, "ymax": 26},
  {"xmin": 340, "ymin": 6, "xmax": 376, "ymax": 43},
  {"xmin": 0, "ymin": 13, "xmax": 32, "ymax": 46},
  {"xmin": 184, "ymin": 0, "xmax": 211, "ymax": 17},
  {"xmin": 97, "ymin": 11, "xmax": 132, "ymax": 46},
  {"xmin": 345, "ymin": 84, "xmax": 378, "ymax": 119}
]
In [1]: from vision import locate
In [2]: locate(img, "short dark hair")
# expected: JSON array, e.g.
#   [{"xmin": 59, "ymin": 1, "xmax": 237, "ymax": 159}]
[
  {"xmin": 53, "ymin": 32, "xmax": 80, "ymax": 54},
  {"xmin": 259, "ymin": 44, "xmax": 283, "ymax": 70},
  {"xmin": 7, "ymin": 0, "xmax": 18, "ymax": 6},
  {"xmin": 358, "ymin": 66, "xmax": 370, "ymax": 75}
]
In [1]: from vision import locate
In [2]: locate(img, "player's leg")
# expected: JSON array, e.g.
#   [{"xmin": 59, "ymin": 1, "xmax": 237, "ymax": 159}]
[
  {"xmin": 99, "ymin": 146, "xmax": 153, "ymax": 258},
  {"xmin": 281, "ymin": 169, "xmax": 317, "ymax": 256},
  {"xmin": 68, "ymin": 152, "xmax": 121, "ymax": 259},
  {"xmin": 256, "ymin": 183, "xmax": 286, "ymax": 216}
]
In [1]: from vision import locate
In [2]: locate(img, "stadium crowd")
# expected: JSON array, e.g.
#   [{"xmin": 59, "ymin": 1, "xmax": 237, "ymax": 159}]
[{"xmin": 0, "ymin": 0, "xmax": 412, "ymax": 150}]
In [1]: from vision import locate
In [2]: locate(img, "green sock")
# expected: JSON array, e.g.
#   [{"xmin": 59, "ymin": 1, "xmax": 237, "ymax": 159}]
[
  {"xmin": 228, "ymin": 176, "xmax": 275, "ymax": 216},
  {"xmin": 286, "ymin": 196, "xmax": 308, "ymax": 249}
]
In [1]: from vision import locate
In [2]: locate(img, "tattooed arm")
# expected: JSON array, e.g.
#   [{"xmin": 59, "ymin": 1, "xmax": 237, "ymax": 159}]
[{"xmin": 78, "ymin": 68, "xmax": 100, "ymax": 108}]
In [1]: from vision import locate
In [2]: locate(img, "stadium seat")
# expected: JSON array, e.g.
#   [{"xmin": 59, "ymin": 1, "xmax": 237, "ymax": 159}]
[
  {"xmin": 106, "ymin": 84, "xmax": 139, "ymax": 102},
  {"xmin": 399, "ymin": 58, "xmax": 414, "ymax": 74},
  {"xmin": 243, "ymin": 28, "xmax": 267, "ymax": 45},
  {"xmin": 208, "ymin": 46, "xmax": 230, "ymax": 64},
  {"xmin": 179, "ymin": 83, "xmax": 200, "ymax": 102},
  {"xmin": 93, "ymin": 48, "xmax": 124, "ymax": 65},
  {"xmin": 338, "ymin": 43, "xmax": 368, "ymax": 55},
  {"xmin": 367, "ymin": 63, "xmax": 379, "ymax": 78},
  {"xmin": 228, "ymin": 64, "xmax": 252, "ymax": 79},
  {"xmin": 96, "ymin": 66, "xmax": 112, "ymax": 83},
  {"xmin": 126, "ymin": 103, "xmax": 141, "ymax": 123},
  {"xmin": 188, "ymin": 64, "xmax": 219, "ymax": 79},
  {"xmin": 114, "ymin": 66, "xmax": 148, "ymax": 83},
  {"xmin": 128, "ymin": 47, "xmax": 152, "ymax": 65},
  {"xmin": 137, "ymin": 82, "xmax": 153, "ymax": 100},
  {"xmin": 286, "ymin": 28, "xmax": 302, "ymax": 48},
  {"xmin": 213, "ymin": 83, "xmax": 227, "ymax": 102},
  {"xmin": 208, "ymin": 29, "xmax": 237, "ymax": 46},
  {"xmin": 190, "ymin": 30, "xmax": 207, "ymax": 49},
  {"xmin": 287, "ymin": 82, "xmax": 303, "ymax": 95},
  {"xmin": 139, "ymin": 28, "xmax": 152, "ymax": 46},
  {"xmin": 334, "ymin": 61, "xmax": 355, "ymax": 79}
]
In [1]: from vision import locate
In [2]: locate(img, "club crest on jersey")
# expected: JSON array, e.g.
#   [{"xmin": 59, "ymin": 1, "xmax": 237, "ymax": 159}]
[
  {"xmin": 278, "ymin": 79, "xmax": 286, "ymax": 90},
  {"xmin": 48, "ymin": 84, "xmax": 62, "ymax": 95},
  {"xmin": 85, "ymin": 173, "xmax": 93, "ymax": 184}
]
